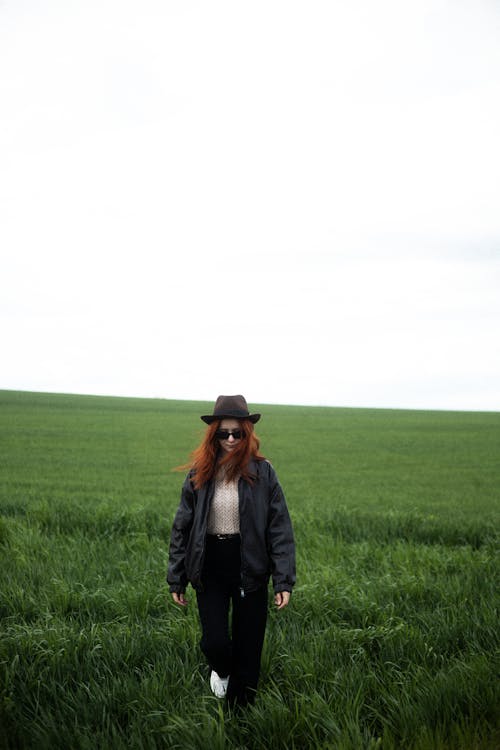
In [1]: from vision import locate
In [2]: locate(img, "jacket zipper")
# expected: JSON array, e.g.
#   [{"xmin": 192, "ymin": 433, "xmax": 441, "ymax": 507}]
[{"xmin": 239, "ymin": 477, "xmax": 245, "ymax": 598}]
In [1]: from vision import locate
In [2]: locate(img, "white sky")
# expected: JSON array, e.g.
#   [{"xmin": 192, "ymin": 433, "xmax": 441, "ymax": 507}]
[{"xmin": 1, "ymin": 0, "xmax": 499, "ymax": 411}]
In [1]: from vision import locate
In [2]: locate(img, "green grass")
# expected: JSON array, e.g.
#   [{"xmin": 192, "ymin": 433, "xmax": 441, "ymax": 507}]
[{"xmin": 0, "ymin": 389, "xmax": 499, "ymax": 749}]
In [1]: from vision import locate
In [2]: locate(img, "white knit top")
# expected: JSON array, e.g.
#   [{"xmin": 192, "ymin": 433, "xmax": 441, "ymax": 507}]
[{"xmin": 207, "ymin": 471, "xmax": 240, "ymax": 535}]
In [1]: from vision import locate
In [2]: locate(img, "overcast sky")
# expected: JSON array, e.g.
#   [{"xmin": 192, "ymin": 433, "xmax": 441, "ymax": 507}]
[{"xmin": 1, "ymin": 0, "xmax": 499, "ymax": 411}]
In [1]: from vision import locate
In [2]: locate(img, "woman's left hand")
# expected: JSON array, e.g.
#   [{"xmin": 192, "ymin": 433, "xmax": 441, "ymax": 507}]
[{"xmin": 274, "ymin": 591, "xmax": 291, "ymax": 609}]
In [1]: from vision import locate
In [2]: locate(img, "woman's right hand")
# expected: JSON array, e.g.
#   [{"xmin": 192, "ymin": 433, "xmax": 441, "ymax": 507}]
[{"xmin": 172, "ymin": 592, "xmax": 188, "ymax": 606}]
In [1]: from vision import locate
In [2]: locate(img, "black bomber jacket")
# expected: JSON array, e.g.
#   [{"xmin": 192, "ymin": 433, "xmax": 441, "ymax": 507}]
[{"xmin": 167, "ymin": 459, "xmax": 296, "ymax": 595}]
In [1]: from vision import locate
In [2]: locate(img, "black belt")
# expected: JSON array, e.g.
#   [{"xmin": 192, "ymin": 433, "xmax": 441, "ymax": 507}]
[{"xmin": 207, "ymin": 533, "xmax": 240, "ymax": 541}]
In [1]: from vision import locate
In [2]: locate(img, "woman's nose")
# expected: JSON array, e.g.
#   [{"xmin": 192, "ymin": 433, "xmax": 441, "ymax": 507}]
[{"xmin": 228, "ymin": 433, "xmax": 234, "ymax": 441}]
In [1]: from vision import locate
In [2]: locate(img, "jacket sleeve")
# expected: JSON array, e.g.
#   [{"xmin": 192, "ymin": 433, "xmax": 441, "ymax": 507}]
[
  {"xmin": 167, "ymin": 473, "xmax": 196, "ymax": 594},
  {"xmin": 266, "ymin": 464, "xmax": 296, "ymax": 594}
]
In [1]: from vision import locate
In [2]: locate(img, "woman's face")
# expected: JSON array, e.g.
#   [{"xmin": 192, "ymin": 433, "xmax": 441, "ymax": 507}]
[{"xmin": 217, "ymin": 418, "xmax": 244, "ymax": 455}]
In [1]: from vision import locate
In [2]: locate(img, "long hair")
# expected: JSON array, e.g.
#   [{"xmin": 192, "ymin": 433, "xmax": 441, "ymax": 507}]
[{"xmin": 178, "ymin": 419, "xmax": 266, "ymax": 490}]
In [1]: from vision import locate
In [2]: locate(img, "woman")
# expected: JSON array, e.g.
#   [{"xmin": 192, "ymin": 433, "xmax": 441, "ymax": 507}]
[{"xmin": 167, "ymin": 395, "xmax": 295, "ymax": 707}]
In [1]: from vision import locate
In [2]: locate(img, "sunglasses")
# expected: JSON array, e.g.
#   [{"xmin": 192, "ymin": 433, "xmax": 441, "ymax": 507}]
[{"xmin": 215, "ymin": 429, "xmax": 244, "ymax": 440}]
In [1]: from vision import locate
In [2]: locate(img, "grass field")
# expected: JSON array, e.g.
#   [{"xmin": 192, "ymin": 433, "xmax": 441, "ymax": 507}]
[{"xmin": 0, "ymin": 389, "xmax": 498, "ymax": 749}]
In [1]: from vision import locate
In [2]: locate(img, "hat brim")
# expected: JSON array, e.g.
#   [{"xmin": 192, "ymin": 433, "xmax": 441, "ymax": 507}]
[{"xmin": 201, "ymin": 413, "xmax": 261, "ymax": 424}]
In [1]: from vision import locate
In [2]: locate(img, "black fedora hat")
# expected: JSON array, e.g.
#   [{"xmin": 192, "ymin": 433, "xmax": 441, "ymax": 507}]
[{"xmin": 201, "ymin": 395, "xmax": 261, "ymax": 424}]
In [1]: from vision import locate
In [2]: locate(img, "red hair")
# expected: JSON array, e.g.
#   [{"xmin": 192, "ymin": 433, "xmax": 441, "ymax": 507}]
[{"xmin": 178, "ymin": 419, "xmax": 266, "ymax": 490}]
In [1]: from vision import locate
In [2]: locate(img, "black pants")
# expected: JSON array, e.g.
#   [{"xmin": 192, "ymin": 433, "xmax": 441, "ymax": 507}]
[{"xmin": 196, "ymin": 535, "xmax": 268, "ymax": 706}]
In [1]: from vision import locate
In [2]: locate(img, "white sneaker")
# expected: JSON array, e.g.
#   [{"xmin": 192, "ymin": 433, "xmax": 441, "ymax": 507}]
[{"xmin": 210, "ymin": 670, "xmax": 229, "ymax": 698}]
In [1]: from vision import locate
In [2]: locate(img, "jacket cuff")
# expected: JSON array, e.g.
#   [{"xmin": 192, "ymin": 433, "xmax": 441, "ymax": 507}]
[
  {"xmin": 273, "ymin": 583, "xmax": 293, "ymax": 594},
  {"xmin": 168, "ymin": 584, "xmax": 185, "ymax": 594}
]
